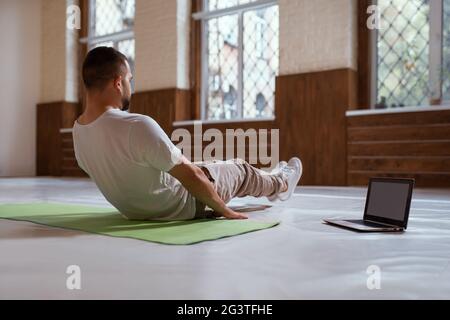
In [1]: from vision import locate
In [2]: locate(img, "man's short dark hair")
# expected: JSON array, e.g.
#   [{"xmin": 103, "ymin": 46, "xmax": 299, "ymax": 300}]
[{"xmin": 82, "ymin": 47, "xmax": 128, "ymax": 90}]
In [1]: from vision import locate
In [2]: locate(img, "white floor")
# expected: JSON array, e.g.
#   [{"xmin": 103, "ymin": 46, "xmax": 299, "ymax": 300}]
[{"xmin": 1, "ymin": 177, "xmax": 450, "ymax": 300}]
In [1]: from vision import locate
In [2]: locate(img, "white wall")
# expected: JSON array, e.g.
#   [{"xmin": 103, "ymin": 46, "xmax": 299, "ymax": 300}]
[
  {"xmin": 41, "ymin": 0, "xmax": 79, "ymax": 103},
  {"xmin": 279, "ymin": 0, "xmax": 357, "ymax": 75},
  {"xmin": 40, "ymin": 0, "xmax": 65, "ymax": 102},
  {"xmin": 0, "ymin": 0, "xmax": 41, "ymax": 177},
  {"xmin": 134, "ymin": 0, "xmax": 190, "ymax": 92}
]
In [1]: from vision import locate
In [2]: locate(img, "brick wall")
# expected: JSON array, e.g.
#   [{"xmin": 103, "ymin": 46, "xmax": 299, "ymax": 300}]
[
  {"xmin": 134, "ymin": 0, "xmax": 190, "ymax": 92},
  {"xmin": 279, "ymin": 0, "xmax": 357, "ymax": 75},
  {"xmin": 40, "ymin": 0, "xmax": 79, "ymax": 103}
]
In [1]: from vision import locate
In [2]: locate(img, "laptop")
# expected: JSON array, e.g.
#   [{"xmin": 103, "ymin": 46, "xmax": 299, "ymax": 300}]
[{"xmin": 323, "ymin": 178, "xmax": 414, "ymax": 232}]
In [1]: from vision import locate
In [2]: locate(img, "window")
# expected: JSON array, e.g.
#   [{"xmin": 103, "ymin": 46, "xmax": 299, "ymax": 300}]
[
  {"xmin": 81, "ymin": 0, "xmax": 136, "ymax": 87},
  {"xmin": 374, "ymin": 0, "xmax": 449, "ymax": 108},
  {"xmin": 194, "ymin": 0, "xmax": 279, "ymax": 120},
  {"xmin": 255, "ymin": 18, "xmax": 267, "ymax": 59},
  {"xmin": 255, "ymin": 92, "xmax": 267, "ymax": 116},
  {"xmin": 443, "ymin": 0, "xmax": 450, "ymax": 100}
]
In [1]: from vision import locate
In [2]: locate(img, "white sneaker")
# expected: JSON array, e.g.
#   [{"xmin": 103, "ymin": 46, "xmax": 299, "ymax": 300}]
[
  {"xmin": 278, "ymin": 157, "xmax": 303, "ymax": 202},
  {"xmin": 267, "ymin": 161, "xmax": 287, "ymax": 202},
  {"xmin": 271, "ymin": 161, "xmax": 287, "ymax": 175}
]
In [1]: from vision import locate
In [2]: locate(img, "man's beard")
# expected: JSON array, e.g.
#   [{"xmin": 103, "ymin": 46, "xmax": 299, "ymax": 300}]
[{"xmin": 121, "ymin": 96, "xmax": 131, "ymax": 111}]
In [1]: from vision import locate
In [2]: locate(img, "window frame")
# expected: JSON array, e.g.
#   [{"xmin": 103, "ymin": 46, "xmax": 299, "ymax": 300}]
[
  {"xmin": 79, "ymin": 0, "xmax": 135, "ymax": 52},
  {"xmin": 371, "ymin": 0, "xmax": 446, "ymax": 108},
  {"xmin": 193, "ymin": 0, "xmax": 279, "ymax": 120}
]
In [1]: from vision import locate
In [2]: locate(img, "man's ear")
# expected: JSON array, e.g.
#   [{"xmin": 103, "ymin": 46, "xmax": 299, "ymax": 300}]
[{"xmin": 114, "ymin": 76, "xmax": 123, "ymax": 92}]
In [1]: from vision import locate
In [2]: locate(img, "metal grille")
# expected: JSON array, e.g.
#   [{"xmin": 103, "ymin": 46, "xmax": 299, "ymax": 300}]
[
  {"xmin": 206, "ymin": 14, "xmax": 240, "ymax": 119},
  {"xmin": 92, "ymin": 0, "xmax": 135, "ymax": 37},
  {"xmin": 203, "ymin": 1, "xmax": 279, "ymax": 120},
  {"xmin": 118, "ymin": 39, "xmax": 136, "ymax": 89},
  {"xmin": 443, "ymin": 0, "xmax": 450, "ymax": 101},
  {"xmin": 243, "ymin": 6, "xmax": 278, "ymax": 118},
  {"xmin": 376, "ymin": 0, "xmax": 430, "ymax": 108}
]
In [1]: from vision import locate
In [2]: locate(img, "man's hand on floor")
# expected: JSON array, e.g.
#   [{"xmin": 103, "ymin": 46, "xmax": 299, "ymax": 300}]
[{"xmin": 212, "ymin": 208, "xmax": 248, "ymax": 220}]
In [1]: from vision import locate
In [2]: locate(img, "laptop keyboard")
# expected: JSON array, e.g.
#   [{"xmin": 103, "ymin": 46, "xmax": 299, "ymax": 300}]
[{"xmin": 344, "ymin": 220, "xmax": 390, "ymax": 228}]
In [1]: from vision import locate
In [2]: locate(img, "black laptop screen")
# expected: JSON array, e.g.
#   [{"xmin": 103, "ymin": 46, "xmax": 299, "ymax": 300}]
[{"xmin": 366, "ymin": 181, "xmax": 410, "ymax": 222}]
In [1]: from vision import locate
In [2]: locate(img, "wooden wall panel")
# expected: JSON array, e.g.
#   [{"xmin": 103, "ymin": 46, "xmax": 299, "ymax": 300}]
[
  {"xmin": 60, "ymin": 131, "xmax": 87, "ymax": 177},
  {"xmin": 275, "ymin": 69, "xmax": 357, "ymax": 186},
  {"xmin": 347, "ymin": 109, "xmax": 450, "ymax": 127},
  {"xmin": 348, "ymin": 157, "xmax": 450, "ymax": 172},
  {"xmin": 130, "ymin": 88, "xmax": 191, "ymax": 133},
  {"xmin": 348, "ymin": 124, "xmax": 450, "ymax": 141},
  {"xmin": 175, "ymin": 90, "xmax": 192, "ymax": 122},
  {"xmin": 349, "ymin": 172, "xmax": 450, "ymax": 188},
  {"xmin": 347, "ymin": 109, "xmax": 450, "ymax": 187},
  {"xmin": 172, "ymin": 120, "xmax": 276, "ymax": 167},
  {"xmin": 36, "ymin": 101, "xmax": 79, "ymax": 176},
  {"xmin": 349, "ymin": 141, "xmax": 450, "ymax": 157}
]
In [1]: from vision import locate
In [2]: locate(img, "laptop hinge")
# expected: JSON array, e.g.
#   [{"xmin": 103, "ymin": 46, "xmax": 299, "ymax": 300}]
[{"xmin": 365, "ymin": 219, "xmax": 400, "ymax": 228}]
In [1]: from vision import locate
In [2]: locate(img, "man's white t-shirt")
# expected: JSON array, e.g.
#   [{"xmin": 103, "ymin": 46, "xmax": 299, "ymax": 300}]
[{"xmin": 72, "ymin": 108, "xmax": 196, "ymax": 220}]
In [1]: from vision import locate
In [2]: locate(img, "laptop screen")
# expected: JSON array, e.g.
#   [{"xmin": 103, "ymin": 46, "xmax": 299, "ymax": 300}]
[{"xmin": 365, "ymin": 181, "xmax": 411, "ymax": 223}]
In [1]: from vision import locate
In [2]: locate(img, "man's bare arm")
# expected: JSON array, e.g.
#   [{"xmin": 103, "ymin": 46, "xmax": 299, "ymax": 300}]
[{"xmin": 169, "ymin": 157, "xmax": 247, "ymax": 220}]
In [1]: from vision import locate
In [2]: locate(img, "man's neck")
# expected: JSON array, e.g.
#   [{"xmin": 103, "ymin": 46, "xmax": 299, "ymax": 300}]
[
  {"xmin": 78, "ymin": 105, "xmax": 118, "ymax": 125},
  {"xmin": 77, "ymin": 94, "xmax": 121, "ymax": 125}
]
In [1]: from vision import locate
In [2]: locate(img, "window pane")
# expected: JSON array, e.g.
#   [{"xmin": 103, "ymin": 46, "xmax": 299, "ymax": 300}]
[
  {"xmin": 376, "ymin": 0, "xmax": 430, "ymax": 108},
  {"xmin": 118, "ymin": 39, "xmax": 135, "ymax": 62},
  {"xmin": 93, "ymin": 0, "xmax": 135, "ymax": 36},
  {"xmin": 443, "ymin": 0, "xmax": 450, "ymax": 101},
  {"xmin": 243, "ymin": 5, "xmax": 278, "ymax": 118},
  {"xmin": 206, "ymin": 15, "xmax": 239, "ymax": 120},
  {"xmin": 91, "ymin": 41, "xmax": 114, "ymax": 49},
  {"xmin": 208, "ymin": 0, "xmax": 258, "ymax": 11},
  {"xmin": 118, "ymin": 39, "xmax": 135, "ymax": 90}
]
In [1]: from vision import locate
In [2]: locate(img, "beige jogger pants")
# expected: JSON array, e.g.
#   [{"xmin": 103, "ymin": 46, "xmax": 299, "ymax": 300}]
[{"xmin": 194, "ymin": 159, "xmax": 287, "ymax": 217}]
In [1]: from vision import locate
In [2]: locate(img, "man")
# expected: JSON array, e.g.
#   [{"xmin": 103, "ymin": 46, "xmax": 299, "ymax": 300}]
[{"xmin": 73, "ymin": 47, "xmax": 302, "ymax": 221}]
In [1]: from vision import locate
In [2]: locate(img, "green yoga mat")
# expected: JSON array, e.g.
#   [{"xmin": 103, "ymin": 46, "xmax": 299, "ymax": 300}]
[{"xmin": 0, "ymin": 203, "xmax": 279, "ymax": 245}]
